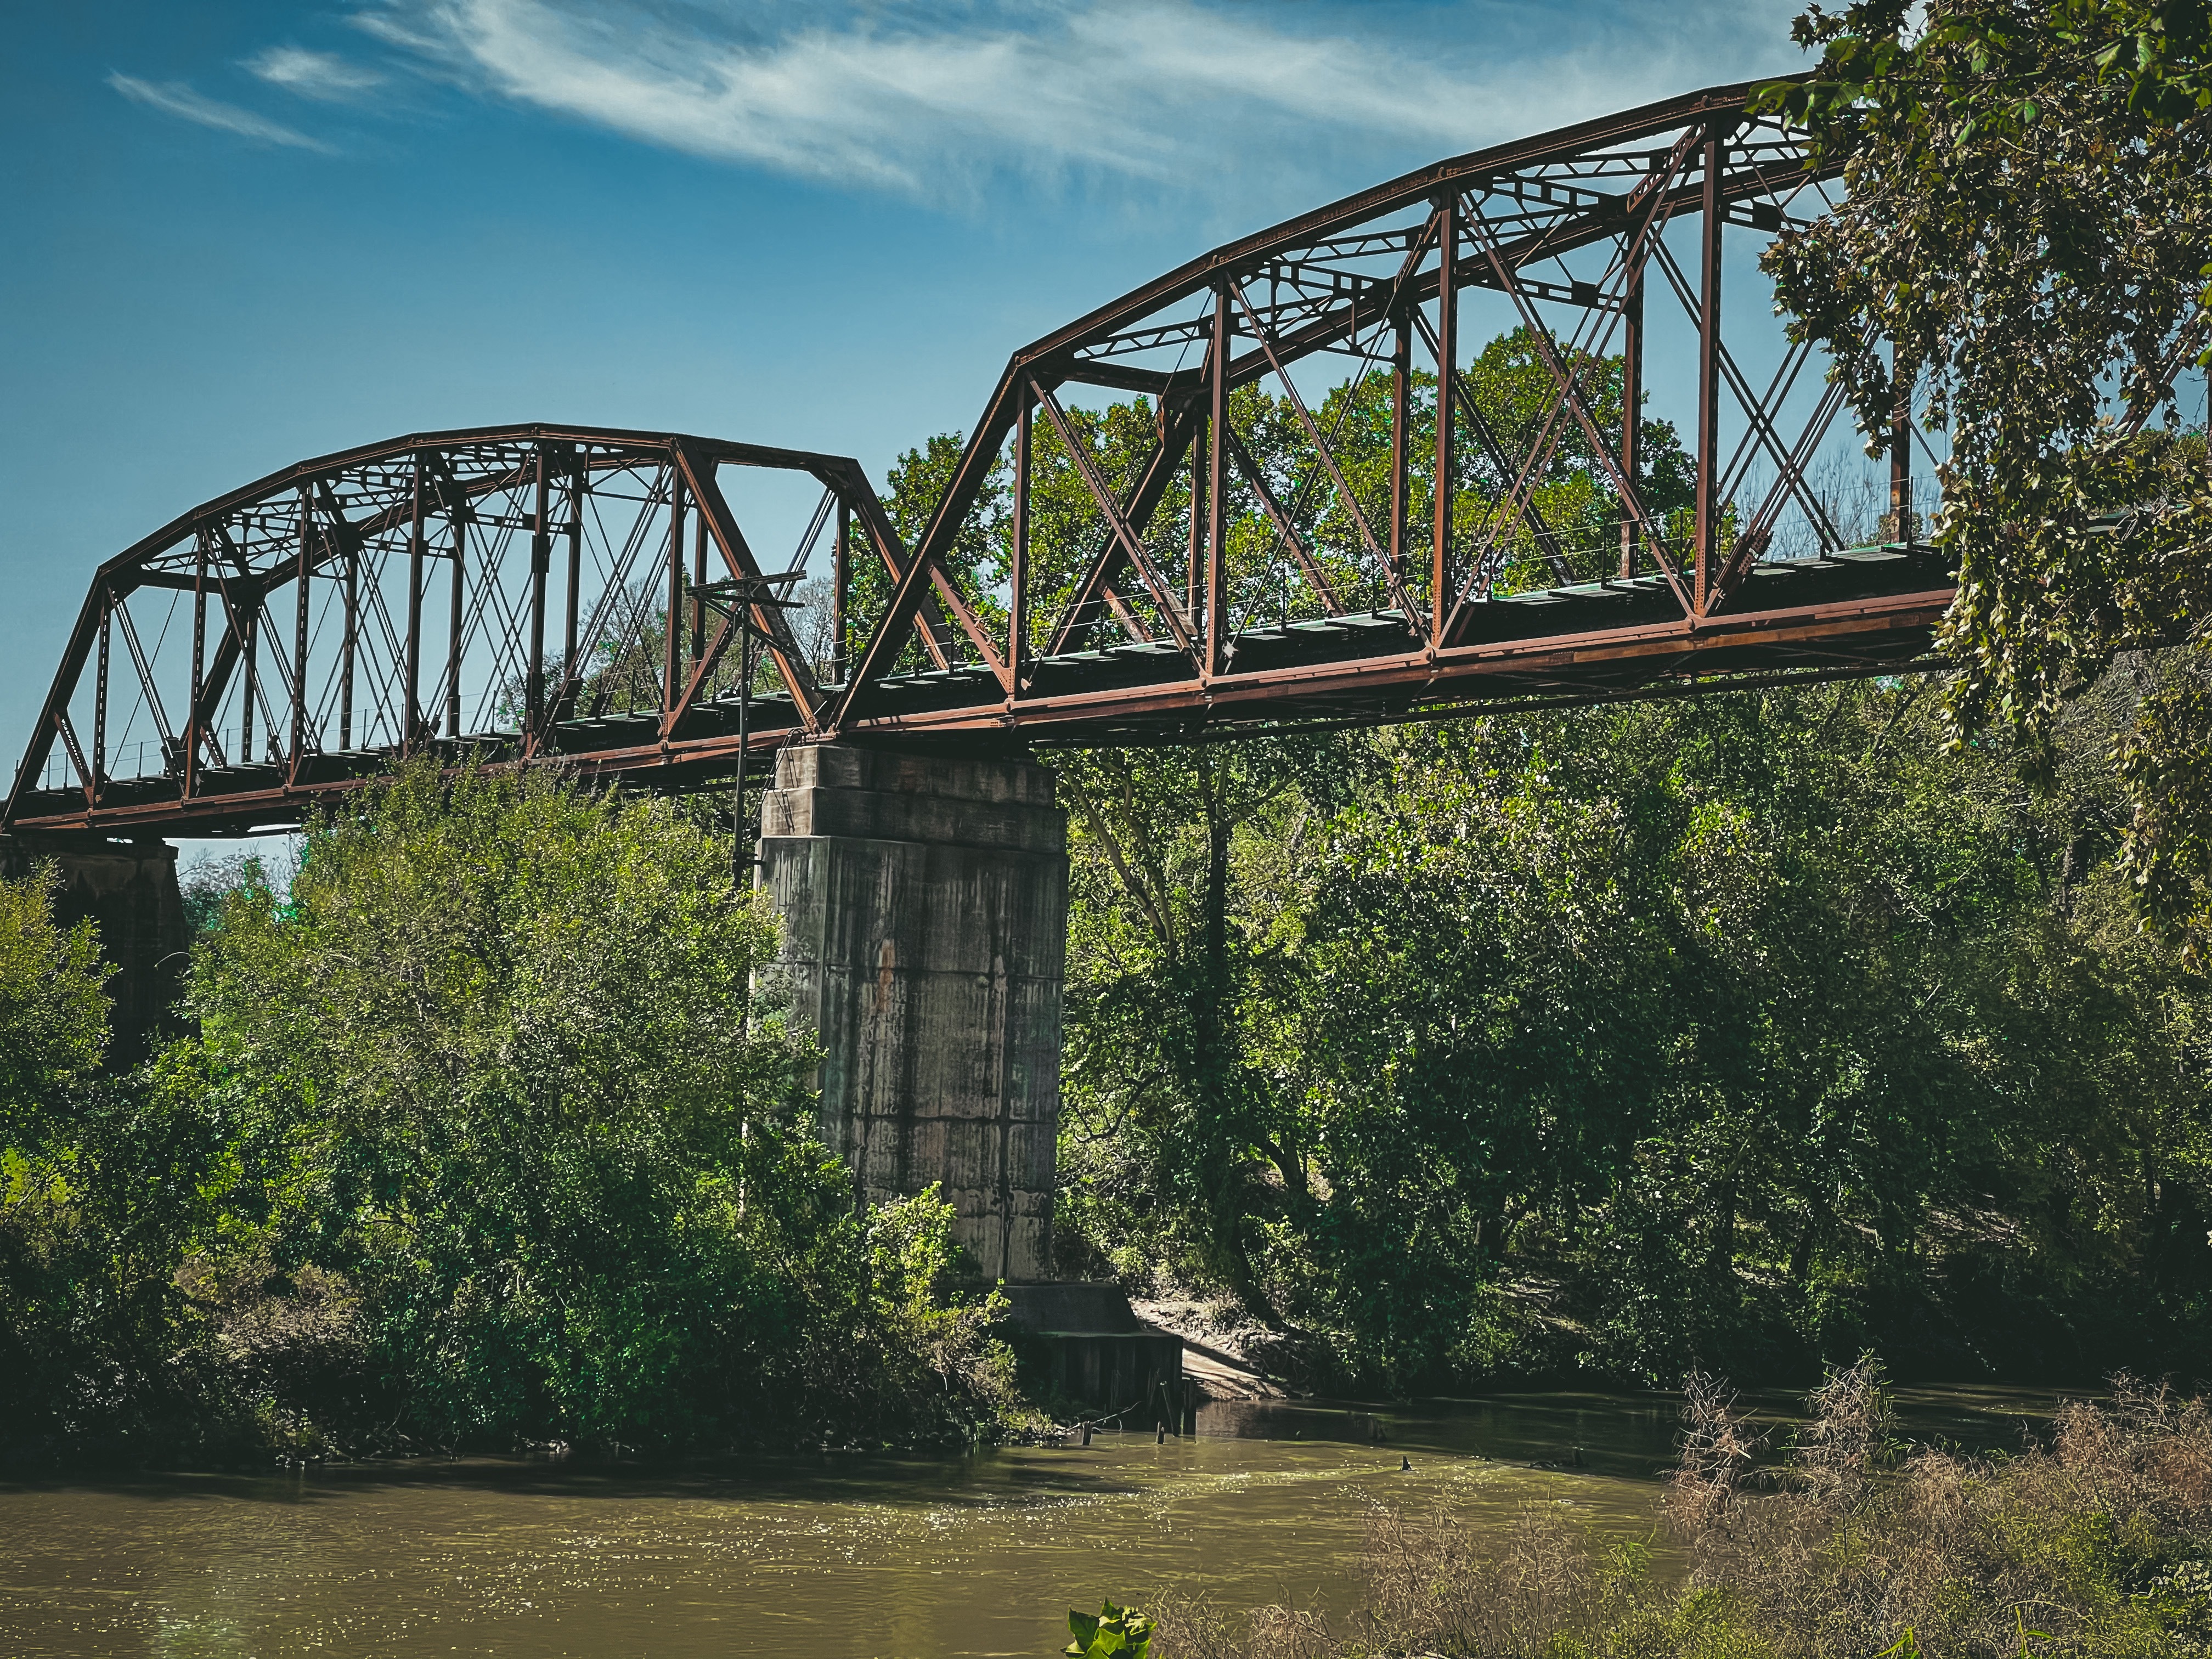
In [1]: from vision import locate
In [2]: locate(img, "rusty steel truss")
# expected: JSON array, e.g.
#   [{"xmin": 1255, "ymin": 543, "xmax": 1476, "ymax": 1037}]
[{"xmin": 9, "ymin": 77, "xmax": 1959, "ymax": 837}]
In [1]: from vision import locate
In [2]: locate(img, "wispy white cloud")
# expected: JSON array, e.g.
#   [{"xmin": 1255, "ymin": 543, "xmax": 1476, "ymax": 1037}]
[
  {"xmin": 245, "ymin": 46, "xmax": 383, "ymax": 100},
  {"xmin": 107, "ymin": 72, "xmax": 336, "ymax": 151},
  {"xmin": 353, "ymin": 0, "xmax": 1801, "ymax": 203}
]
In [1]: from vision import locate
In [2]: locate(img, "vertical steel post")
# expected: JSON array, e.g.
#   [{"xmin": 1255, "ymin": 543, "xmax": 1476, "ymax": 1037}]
[
  {"xmin": 832, "ymin": 498, "xmax": 850, "ymax": 685},
  {"xmin": 1620, "ymin": 255, "xmax": 1645, "ymax": 580},
  {"xmin": 1888, "ymin": 340, "xmax": 1913, "ymax": 544},
  {"xmin": 733, "ymin": 618, "xmax": 753, "ymax": 883},
  {"xmin": 1694, "ymin": 125, "xmax": 1725, "ymax": 611},
  {"xmin": 447, "ymin": 511, "xmax": 465, "ymax": 739},
  {"xmin": 240, "ymin": 593, "xmax": 256, "ymax": 766},
  {"xmin": 408, "ymin": 454, "xmax": 425, "ymax": 751},
  {"xmin": 188, "ymin": 535, "xmax": 205, "ymax": 794},
  {"xmin": 665, "ymin": 469, "xmax": 686, "ymax": 716},
  {"xmin": 340, "ymin": 532, "xmax": 357, "ymax": 749},
  {"xmin": 1205, "ymin": 283, "xmax": 1229, "ymax": 676},
  {"xmin": 1432, "ymin": 193, "xmax": 1459, "ymax": 639},
  {"xmin": 691, "ymin": 504, "xmax": 707, "ymax": 667},
  {"xmin": 563, "ymin": 450, "xmax": 582, "ymax": 720},
  {"xmin": 1011, "ymin": 385, "xmax": 1031, "ymax": 696},
  {"xmin": 1391, "ymin": 314, "xmax": 1410, "ymax": 607},
  {"xmin": 291, "ymin": 489, "xmax": 310, "ymax": 771},
  {"xmin": 528, "ymin": 444, "xmax": 549, "ymax": 739},
  {"xmin": 93, "ymin": 599, "xmax": 109, "ymax": 784},
  {"xmin": 1188, "ymin": 404, "xmax": 1204, "ymax": 625}
]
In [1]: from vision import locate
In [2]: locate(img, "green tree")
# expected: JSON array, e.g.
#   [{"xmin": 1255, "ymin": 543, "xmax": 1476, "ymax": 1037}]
[
  {"xmin": 1057, "ymin": 736, "xmax": 1374, "ymax": 1321},
  {"xmin": 1754, "ymin": 0, "xmax": 2212, "ymax": 935},
  {"xmin": 1058, "ymin": 676, "xmax": 2212, "ymax": 1389},
  {"xmin": 0, "ymin": 864, "xmax": 215, "ymax": 1458},
  {"xmin": 1017, "ymin": 339, "xmax": 1693, "ymax": 1336},
  {"xmin": 870, "ymin": 316, "xmax": 2212, "ymax": 1387},
  {"xmin": 172, "ymin": 760, "xmax": 1011, "ymax": 1449},
  {"xmin": 0, "ymin": 865, "xmax": 112, "ymax": 1152},
  {"xmin": 1, "ymin": 768, "xmax": 1021, "ymax": 1463}
]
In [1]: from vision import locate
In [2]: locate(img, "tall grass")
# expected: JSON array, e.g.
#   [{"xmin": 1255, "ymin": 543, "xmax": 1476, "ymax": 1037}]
[{"xmin": 1154, "ymin": 1364, "xmax": 2212, "ymax": 1659}]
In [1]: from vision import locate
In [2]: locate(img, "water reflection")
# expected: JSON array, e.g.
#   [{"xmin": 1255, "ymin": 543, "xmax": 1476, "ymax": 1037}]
[
  {"xmin": 1199, "ymin": 1392, "xmax": 1683, "ymax": 1480},
  {"xmin": 1201, "ymin": 1383, "xmax": 2067, "ymax": 1481},
  {"xmin": 0, "ymin": 1386, "xmax": 2070, "ymax": 1659}
]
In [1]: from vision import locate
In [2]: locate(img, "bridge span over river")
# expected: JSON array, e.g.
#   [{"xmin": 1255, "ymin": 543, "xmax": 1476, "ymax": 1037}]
[{"xmin": 3, "ymin": 78, "xmax": 1957, "ymax": 1297}]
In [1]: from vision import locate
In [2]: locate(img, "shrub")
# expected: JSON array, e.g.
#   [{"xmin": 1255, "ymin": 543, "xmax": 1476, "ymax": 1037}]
[
  {"xmin": 2, "ymin": 766, "xmax": 1023, "ymax": 1463},
  {"xmin": 1153, "ymin": 1363, "xmax": 2212, "ymax": 1659}
]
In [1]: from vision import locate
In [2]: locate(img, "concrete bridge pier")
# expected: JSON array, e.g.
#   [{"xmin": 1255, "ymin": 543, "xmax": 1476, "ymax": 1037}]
[
  {"xmin": 0, "ymin": 833, "xmax": 188, "ymax": 1066},
  {"xmin": 758, "ymin": 743, "xmax": 1068, "ymax": 1283}
]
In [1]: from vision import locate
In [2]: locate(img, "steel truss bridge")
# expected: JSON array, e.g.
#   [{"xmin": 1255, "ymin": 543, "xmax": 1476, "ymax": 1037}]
[{"xmin": 8, "ymin": 78, "xmax": 1959, "ymax": 838}]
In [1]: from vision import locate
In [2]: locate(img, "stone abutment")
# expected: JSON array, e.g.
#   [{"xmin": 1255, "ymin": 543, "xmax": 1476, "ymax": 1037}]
[{"xmin": 758, "ymin": 743, "xmax": 1067, "ymax": 1284}]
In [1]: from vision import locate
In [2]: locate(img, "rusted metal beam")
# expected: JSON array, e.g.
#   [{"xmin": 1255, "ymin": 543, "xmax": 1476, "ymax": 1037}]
[
  {"xmin": 1432, "ymin": 189, "xmax": 1459, "ymax": 641},
  {"xmin": 408, "ymin": 451, "xmax": 425, "ymax": 752},
  {"xmin": 1032, "ymin": 381, "xmax": 1199, "ymax": 663},
  {"xmin": 1620, "ymin": 257, "xmax": 1644, "ymax": 579},
  {"xmin": 1011, "ymin": 386, "xmax": 1032, "ymax": 697},
  {"xmin": 10, "ymin": 80, "xmax": 1966, "ymax": 836},
  {"xmin": 1043, "ymin": 400, "xmax": 1202, "ymax": 657},
  {"xmin": 1205, "ymin": 291, "xmax": 1230, "ymax": 678},
  {"xmin": 10, "ymin": 573, "xmax": 1952, "ymax": 836},
  {"xmin": 672, "ymin": 439, "xmax": 825, "ymax": 732},
  {"xmin": 1694, "ymin": 121, "xmax": 1728, "ymax": 611}
]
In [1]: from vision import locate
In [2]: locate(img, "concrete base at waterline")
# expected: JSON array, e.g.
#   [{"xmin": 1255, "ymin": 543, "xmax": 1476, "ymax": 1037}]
[
  {"xmin": 999, "ymin": 1282, "xmax": 1188, "ymax": 1423},
  {"xmin": 758, "ymin": 742, "xmax": 1068, "ymax": 1284}
]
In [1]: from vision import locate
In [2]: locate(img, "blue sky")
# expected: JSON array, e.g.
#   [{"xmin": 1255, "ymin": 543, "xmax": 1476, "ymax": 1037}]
[{"xmin": 4, "ymin": 0, "xmax": 1815, "ymax": 857}]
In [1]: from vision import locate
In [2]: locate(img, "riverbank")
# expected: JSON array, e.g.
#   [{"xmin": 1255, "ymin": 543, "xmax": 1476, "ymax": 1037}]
[
  {"xmin": 1156, "ymin": 1369, "xmax": 2206, "ymax": 1659},
  {"xmin": 0, "ymin": 1382, "xmax": 2075, "ymax": 1658},
  {"xmin": 0, "ymin": 773, "xmax": 1036, "ymax": 1471}
]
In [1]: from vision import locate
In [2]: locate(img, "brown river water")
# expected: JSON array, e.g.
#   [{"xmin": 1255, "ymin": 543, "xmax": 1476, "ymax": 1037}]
[{"xmin": 0, "ymin": 1386, "xmax": 2063, "ymax": 1659}]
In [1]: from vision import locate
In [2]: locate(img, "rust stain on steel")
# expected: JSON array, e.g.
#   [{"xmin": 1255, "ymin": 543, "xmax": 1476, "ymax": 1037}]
[{"xmin": 4, "ymin": 77, "xmax": 2030, "ymax": 838}]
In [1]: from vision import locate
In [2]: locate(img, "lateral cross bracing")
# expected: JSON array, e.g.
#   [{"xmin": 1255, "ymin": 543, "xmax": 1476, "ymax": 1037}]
[{"xmin": 8, "ymin": 78, "xmax": 1960, "ymax": 837}]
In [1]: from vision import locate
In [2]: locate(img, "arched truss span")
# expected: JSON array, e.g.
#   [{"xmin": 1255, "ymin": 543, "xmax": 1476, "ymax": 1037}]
[
  {"xmin": 828, "ymin": 75, "xmax": 1958, "ymax": 747},
  {"xmin": 4, "ymin": 424, "xmax": 973, "ymax": 834},
  {"xmin": 11, "ymin": 77, "xmax": 2011, "ymax": 836}
]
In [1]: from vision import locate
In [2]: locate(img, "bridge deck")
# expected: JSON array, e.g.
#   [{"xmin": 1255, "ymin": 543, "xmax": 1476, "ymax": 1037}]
[
  {"xmin": 8, "ymin": 79, "xmax": 1963, "ymax": 839},
  {"xmin": 7, "ymin": 544, "xmax": 1949, "ymax": 837}
]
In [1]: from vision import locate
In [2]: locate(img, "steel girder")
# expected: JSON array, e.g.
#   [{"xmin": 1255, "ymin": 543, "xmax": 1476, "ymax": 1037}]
[
  {"xmin": 9, "ymin": 78, "xmax": 1973, "ymax": 835},
  {"xmin": 3, "ymin": 425, "xmax": 948, "ymax": 834},
  {"xmin": 826, "ymin": 75, "xmax": 1955, "ymax": 749}
]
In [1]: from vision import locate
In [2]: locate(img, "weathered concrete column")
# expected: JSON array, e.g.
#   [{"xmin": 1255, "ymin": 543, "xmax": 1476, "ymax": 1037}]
[
  {"xmin": 758, "ymin": 743, "xmax": 1067, "ymax": 1283},
  {"xmin": 0, "ymin": 834, "xmax": 188, "ymax": 1066}
]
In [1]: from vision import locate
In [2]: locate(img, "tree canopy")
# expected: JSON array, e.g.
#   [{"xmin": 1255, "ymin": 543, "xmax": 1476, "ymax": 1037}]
[
  {"xmin": 989, "ymin": 337, "xmax": 2212, "ymax": 1389},
  {"xmin": 1, "ymin": 766, "xmax": 1018, "ymax": 1463},
  {"xmin": 1058, "ymin": 673, "xmax": 2212, "ymax": 1389},
  {"xmin": 1754, "ymin": 0, "xmax": 2212, "ymax": 936}
]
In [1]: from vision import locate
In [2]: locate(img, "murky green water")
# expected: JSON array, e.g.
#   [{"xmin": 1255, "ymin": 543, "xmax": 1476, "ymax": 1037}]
[{"xmin": 0, "ymin": 1386, "xmax": 2067, "ymax": 1658}]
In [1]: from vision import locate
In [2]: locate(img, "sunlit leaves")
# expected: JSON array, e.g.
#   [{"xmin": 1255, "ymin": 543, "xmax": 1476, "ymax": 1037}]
[
  {"xmin": 1752, "ymin": 0, "xmax": 2212, "ymax": 939},
  {"xmin": 0, "ymin": 865, "xmax": 112, "ymax": 1155},
  {"xmin": 1059, "ymin": 679, "xmax": 2212, "ymax": 1387}
]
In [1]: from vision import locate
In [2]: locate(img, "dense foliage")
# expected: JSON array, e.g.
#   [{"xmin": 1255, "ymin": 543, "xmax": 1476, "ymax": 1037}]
[
  {"xmin": 0, "ymin": 765, "xmax": 1015, "ymax": 1465},
  {"xmin": 0, "ymin": 864, "xmax": 113, "ymax": 1153},
  {"xmin": 859, "ymin": 326, "xmax": 2212, "ymax": 1393},
  {"xmin": 1054, "ymin": 674, "xmax": 2212, "ymax": 1390},
  {"xmin": 1754, "ymin": 0, "xmax": 2212, "ymax": 938},
  {"xmin": 1154, "ymin": 1365, "xmax": 2212, "ymax": 1659}
]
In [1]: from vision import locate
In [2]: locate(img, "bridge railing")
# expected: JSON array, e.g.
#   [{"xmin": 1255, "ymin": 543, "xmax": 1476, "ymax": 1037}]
[{"xmin": 7, "ymin": 81, "xmax": 1987, "ymax": 835}]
